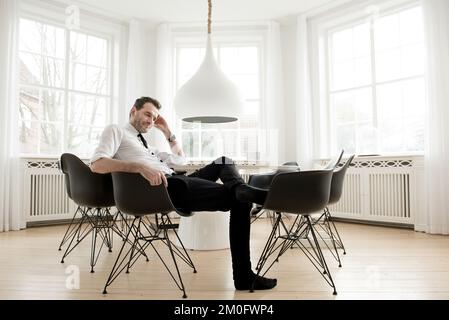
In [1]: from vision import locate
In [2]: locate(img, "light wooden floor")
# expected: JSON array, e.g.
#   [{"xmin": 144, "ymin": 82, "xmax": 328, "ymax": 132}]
[{"xmin": 1, "ymin": 218, "xmax": 449, "ymax": 300}]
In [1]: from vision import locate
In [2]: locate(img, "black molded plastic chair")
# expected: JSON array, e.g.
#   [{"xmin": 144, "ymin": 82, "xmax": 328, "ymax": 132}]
[
  {"xmin": 287, "ymin": 150, "xmax": 345, "ymax": 266},
  {"xmin": 57, "ymin": 159, "xmax": 91, "ymax": 252},
  {"xmin": 59, "ymin": 153, "xmax": 125, "ymax": 273},
  {"xmin": 248, "ymin": 161, "xmax": 300, "ymax": 223},
  {"xmin": 251, "ymin": 169, "xmax": 337, "ymax": 294},
  {"xmin": 102, "ymin": 172, "xmax": 196, "ymax": 298},
  {"xmin": 310, "ymin": 155, "xmax": 355, "ymax": 265}
]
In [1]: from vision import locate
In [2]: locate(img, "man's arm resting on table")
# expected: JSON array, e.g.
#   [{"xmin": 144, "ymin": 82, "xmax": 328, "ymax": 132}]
[{"xmin": 90, "ymin": 157, "xmax": 167, "ymax": 186}]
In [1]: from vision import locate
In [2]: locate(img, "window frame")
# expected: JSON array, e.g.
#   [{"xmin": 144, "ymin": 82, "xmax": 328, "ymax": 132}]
[
  {"xmin": 171, "ymin": 29, "xmax": 266, "ymax": 162},
  {"xmin": 309, "ymin": 0, "xmax": 425, "ymax": 158},
  {"xmin": 18, "ymin": 0, "xmax": 124, "ymax": 158}
]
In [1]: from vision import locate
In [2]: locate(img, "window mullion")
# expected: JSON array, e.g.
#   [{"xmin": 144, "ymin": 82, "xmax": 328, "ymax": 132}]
[
  {"xmin": 38, "ymin": 33, "xmax": 44, "ymax": 154},
  {"xmin": 369, "ymin": 17, "xmax": 379, "ymax": 152},
  {"xmin": 64, "ymin": 29, "xmax": 71, "ymax": 154},
  {"xmin": 326, "ymin": 31, "xmax": 334, "ymax": 156},
  {"xmin": 37, "ymin": 89, "xmax": 42, "ymax": 154}
]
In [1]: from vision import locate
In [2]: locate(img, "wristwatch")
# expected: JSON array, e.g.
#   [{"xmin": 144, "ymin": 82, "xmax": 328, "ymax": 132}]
[{"xmin": 168, "ymin": 134, "xmax": 176, "ymax": 142}]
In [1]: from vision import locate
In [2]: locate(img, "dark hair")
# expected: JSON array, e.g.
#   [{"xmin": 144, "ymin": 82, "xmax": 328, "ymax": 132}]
[{"xmin": 133, "ymin": 96, "xmax": 161, "ymax": 110}]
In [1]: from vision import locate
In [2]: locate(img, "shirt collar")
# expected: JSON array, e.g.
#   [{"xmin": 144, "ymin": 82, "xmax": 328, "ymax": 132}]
[
  {"xmin": 125, "ymin": 122, "xmax": 156, "ymax": 151},
  {"xmin": 124, "ymin": 122, "xmax": 140, "ymax": 135}
]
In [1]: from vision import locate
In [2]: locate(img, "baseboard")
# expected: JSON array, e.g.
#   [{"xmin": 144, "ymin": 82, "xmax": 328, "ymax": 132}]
[{"xmin": 330, "ymin": 217, "xmax": 414, "ymax": 229}]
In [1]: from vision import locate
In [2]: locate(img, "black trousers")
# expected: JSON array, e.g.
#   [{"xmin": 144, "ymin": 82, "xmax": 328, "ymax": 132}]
[{"xmin": 166, "ymin": 156, "xmax": 252, "ymax": 281}]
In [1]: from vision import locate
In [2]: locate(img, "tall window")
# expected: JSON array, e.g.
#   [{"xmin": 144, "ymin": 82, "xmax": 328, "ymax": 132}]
[
  {"xmin": 18, "ymin": 17, "xmax": 112, "ymax": 158},
  {"xmin": 328, "ymin": 5, "xmax": 425, "ymax": 155},
  {"xmin": 176, "ymin": 43, "xmax": 261, "ymax": 161}
]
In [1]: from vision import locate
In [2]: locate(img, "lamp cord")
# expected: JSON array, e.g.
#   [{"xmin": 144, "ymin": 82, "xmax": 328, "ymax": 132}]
[{"xmin": 208, "ymin": 0, "xmax": 212, "ymax": 34}]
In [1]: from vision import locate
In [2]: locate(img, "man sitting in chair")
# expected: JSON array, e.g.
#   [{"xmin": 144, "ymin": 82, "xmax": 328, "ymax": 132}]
[{"xmin": 90, "ymin": 96, "xmax": 276, "ymax": 290}]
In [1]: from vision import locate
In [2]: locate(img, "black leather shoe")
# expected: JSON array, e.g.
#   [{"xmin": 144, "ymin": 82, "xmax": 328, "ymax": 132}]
[
  {"xmin": 234, "ymin": 274, "xmax": 277, "ymax": 290},
  {"xmin": 235, "ymin": 184, "xmax": 268, "ymax": 205},
  {"xmin": 175, "ymin": 208, "xmax": 193, "ymax": 217}
]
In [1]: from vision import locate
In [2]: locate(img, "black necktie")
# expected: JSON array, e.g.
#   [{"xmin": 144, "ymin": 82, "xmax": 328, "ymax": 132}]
[{"xmin": 137, "ymin": 133, "xmax": 148, "ymax": 149}]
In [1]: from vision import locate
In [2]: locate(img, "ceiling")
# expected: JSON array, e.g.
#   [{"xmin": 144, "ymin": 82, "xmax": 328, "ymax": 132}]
[{"xmin": 74, "ymin": 0, "xmax": 336, "ymax": 23}]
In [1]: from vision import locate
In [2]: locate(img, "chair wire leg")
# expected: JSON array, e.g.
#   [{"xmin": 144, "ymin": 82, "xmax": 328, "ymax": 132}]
[
  {"xmin": 90, "ymin": 221, "xmax": 98, "ymax": 273},
  {"xmin": 60, "ymin": 215, "xmax": 86, "ymax": 263},
  {"xmin": 85, "ymin": 208, "xmax": 109, "ymax": 273},
  {"xmin": 103, "ymin": 215, "xmax": 191, "ymax": 298},
  {"xmin": 112, "ymin": 211, "xmax": 149, "ymax": 262},
  {"xmin": 103, "ymin": 217, "xmax": 138, "ymax": 294},
  {"xmin": 308, "ymin": 211, "xmax": 342, "ymax": 267},
  {"xmin": 140, "ymin": 215, "xmax": 189, "ymax": 298},
  {"xmin": 125, "ymin": 219, "xmax": 141, "ymax": 274},
  {"xmin": 123, "ymin": 223, "xmax": 151, "ymax": 272},
  {"xmin": 58, "ymin": 206, "xmax": 82, "ymax": 250},
  {"xmin": 60, "ymin": 207, "xmax": 93, "ymax": 263},
  {"xmin": 251, "ymin": 212, "xmax": 282, "ymax": 292},
  {"xmin": 104, "ymin": 208, "xmax": 114, "ymax": 252},
  {"xmin": 293, "ymin": 217, "xmax": 327, "ymax": 270},
  {"xmin": 161, "ymin": 216, "xmax": 188, "ymax": 298},
  {"xmin": 254, "ymin": 212, "xmax": 279, "ymax": 271},
  {"xmin": 306, "ymin": 215, "xmax": 337, "ymax": 295},
  {"xmin": 323, "ymin": 208, "xmax": 342, "ymax": 267},
  {"xmin": 326, "ymin": 207, "xmax": 346, "ymax": 254},
  {"xmin": 250, "ymin": 206, "xmax": 265, "ymax": 224},
  {"xmin": 161, "ymin": 215, "xmax": 197, "ymax": 273}
]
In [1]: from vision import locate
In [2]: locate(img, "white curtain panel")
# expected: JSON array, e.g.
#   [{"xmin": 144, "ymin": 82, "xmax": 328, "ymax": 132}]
[
  {"xmin": 264, "ymin": 21, "xmax": 284, "ymax": 165},
  {"xmin": 295, "ymin": 14, "xmax": 313, "ymax": 169},
  {"xmin": 0, "ymin": 0, "xmax": 24, "ymax": 232},
  {"xmin": 126, "ymin": 20, "xmax": 168, "ymax": 149},
  {"xmin": 423, "ymin": 0, "xmax": 449, "ymax": 234},
  {"xmin": 124, "ymin": 19, "xmax": 147, "ymax": 123},
  {"xmin": 151, "ymin": 23, "xmax": 175, "ymax": 152}
]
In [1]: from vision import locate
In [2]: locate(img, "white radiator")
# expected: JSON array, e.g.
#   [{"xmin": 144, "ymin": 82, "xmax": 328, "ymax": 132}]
[
  {"xmin": 329, "ymin": 173, "xmax": 362, "ymax": 216},
  {"xmin": 368, "ymin": 172, "xmax": 411, "ymax": 220},
  {"xmin": 326, "ymin": 156, "xmax": 422, "ymax": 225},
  {"xmin": 23, "ymin": 159, "xmax": 76, "ymax": 223}
]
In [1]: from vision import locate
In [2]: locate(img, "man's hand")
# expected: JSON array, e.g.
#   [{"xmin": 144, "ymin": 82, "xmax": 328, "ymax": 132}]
[
  {"xmin": 154, "ymin": 115, "xmax": 171, "ymax": 138},
  {"xmin": 154, "ymin": 114, "xmax": 184, "ymax": 157},
  {"xmin": 140, "ymin": 164, "xmax": 168, "ymax": 187}
]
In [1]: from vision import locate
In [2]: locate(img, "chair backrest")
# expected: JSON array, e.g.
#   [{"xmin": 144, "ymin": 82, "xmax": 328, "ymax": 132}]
[
  {"xmin": 263, "ymin": 169, "xmax": 333, "ymax": 214},
  {"xmin": 248, "ymin": 161, "xmax": 300, "ymax": 189},
  {"xmin": 111, "ymin": 172, "xmax": 176, "ymax": 216},
  {"xmin": 58, "ymin": 158, "xmax": 72, "ymax": 199},
  {"xmin": 282, "ymin": 161, "xmax": 299, "ymax": 166},
  {"xmin": 60, "ymin": 153, "xmax": 115, "ymax": 208},
  {"xmin": 247, "ymin": 173, "xmax": 275, "ymax": 189},
  {"xmin": 325, "ymin": 149, "xmax": 344, "ymax": 170},
  {"xmin": 276, "ymin": 161, "xmax": 300, "ymax": 174},
  {"xmin": 328, "ymin": 154, "xmax": 355, "ymax": 205}
]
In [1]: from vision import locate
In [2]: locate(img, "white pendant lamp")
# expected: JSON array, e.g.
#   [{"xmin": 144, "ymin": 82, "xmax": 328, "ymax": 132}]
[{"xmin": 173, "ymin": 0, "xmax": 244, "ymax": 123}]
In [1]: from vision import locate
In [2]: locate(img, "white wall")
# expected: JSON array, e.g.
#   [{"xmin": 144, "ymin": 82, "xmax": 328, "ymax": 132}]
[
  {"xmin": 120, "ymin": 23, "xmax": 164, "ymax": 146},
  {"xmin": 145, "ymin": 26, "xmax": 157, "ymax": 98},
  {"xmin": 144, "ymin": 26, "xmax": 166, "ymax": 147}
]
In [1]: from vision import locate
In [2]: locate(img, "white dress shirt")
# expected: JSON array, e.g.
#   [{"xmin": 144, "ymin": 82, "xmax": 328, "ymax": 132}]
[{"xmin": 90, "ymin": 123, "xmax": 186, "ymax": 175}]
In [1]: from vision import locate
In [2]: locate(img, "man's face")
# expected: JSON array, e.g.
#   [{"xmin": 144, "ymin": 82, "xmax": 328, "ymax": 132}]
[{"xmin": 130, "ymin": 102, "xmax": 159, "ymax": 133}]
